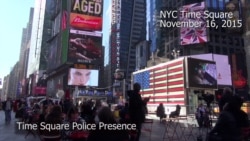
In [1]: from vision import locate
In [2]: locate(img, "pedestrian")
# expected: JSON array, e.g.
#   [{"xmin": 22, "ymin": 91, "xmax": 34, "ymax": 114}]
[
  {"xmin": 169, "ymin": 104, "xmax": 181, "ymax": 118},
  {"xmin": 2, "ymin": 97, "xmax": 13, "ymax": 124},
  {"xmin": 207, "ymin": 95, "xmax": 248, "ymax": 141},
  {"xmin": 195, "ymin": 103, "xmax": 209, "ymax": 128},
  {"xmin": 87, "ymin": 106, "xmax": 129, "ymax": 141},
  {"xmin": 128, "ymin": 83, "xmax": 150, "ymax": 141},
  {"xmin": 156, "ymin": 103, "xmax": 166, "ymax": 122},
  {"xmin": 218, "ymin": 87, "xmax": 233, "ymax": 112}
]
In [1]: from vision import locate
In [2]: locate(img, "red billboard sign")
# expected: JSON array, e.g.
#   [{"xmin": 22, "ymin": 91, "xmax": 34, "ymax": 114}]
[
  {"xmin": 33, "ymin": 87, "xmax": 47, "ymax": 95},
  {"xmin": 70, "ymin": 0, "xmax": 103, "ymax": 31}
]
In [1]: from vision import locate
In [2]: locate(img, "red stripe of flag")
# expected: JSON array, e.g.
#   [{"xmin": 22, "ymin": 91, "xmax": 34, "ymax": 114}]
[
  {"xmin": 152, "ymin": 67, "xmax": 183, "ymax": 77},
  {"xmin": 147, "ymin": 101, "xmax": 185, "ymax": 105},
  {"xmin": 152, "ymin": 60, "xmax": 183, "ymax": 71},
  {"xmin": 152, "ymin": 80, "xmax": 184, "ymax": 88},
  {"xmin": 151, "ymin": 74, "xmax": 184, "ymax": 83},
  {"xmin": 141, "ymin": 87, "xmax": 184, "ymax": 95},
  {"xmin": 149, "ymin": 94, "xmax": 185, "ymax": 99}
]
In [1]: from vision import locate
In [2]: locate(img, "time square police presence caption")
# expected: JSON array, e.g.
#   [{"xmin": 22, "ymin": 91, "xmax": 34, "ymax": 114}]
[
  {"xmin": 16, "ymin": 122, "xmax": 137, "ymax": 131},
  {"xmin": 159, "ymin": 10, "xmax": 242, "ymax": 29}
]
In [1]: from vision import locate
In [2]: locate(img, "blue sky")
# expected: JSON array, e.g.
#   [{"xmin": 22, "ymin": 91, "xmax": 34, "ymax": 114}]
[
  {"xmin": 103, "ymin": 0, "xmax": 111, "ymax": 65},
  {"xmin": 0, "ymin": 0, "xmax": 35, "ymax": 80}
]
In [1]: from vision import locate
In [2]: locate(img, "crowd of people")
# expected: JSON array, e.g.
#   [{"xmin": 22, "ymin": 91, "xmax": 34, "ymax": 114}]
[
  {"xmin": 0, "ymin": 83, "xmax": 150, "ymax": 141},
  {"xmin": 1, "ymin": 85, "xmax": 250, "ymax": 141}
]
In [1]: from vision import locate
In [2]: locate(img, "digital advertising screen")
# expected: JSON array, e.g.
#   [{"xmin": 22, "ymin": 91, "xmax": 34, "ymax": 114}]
[
  {"xmin": 225, "ymin": 0, "xmax": 244, "ymax": 33},
  {"xmin": 70, "ymin": 0, "xmax": 103, "ymax": 31},
  {"xmin": 179, "ymin": 1, "xmax": 208, "ymax": 45},
  {"xmin": 189, "ymin": 53, "xmax": 232, "ymax": 86},
  {"xmin": 186, "ymin": 57, "xmax": 217, "ymax": 89},
  {"xmin": 68, "ymin": 68, "xmax": 99, "ymax": 87},
  {"xmin": 68, "ymin": 29, "xmax": 102, "ymax": 64}
]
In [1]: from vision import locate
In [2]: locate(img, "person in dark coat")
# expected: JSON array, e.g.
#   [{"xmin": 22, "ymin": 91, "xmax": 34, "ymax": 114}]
[
  {"xmin": 156, "ymin": 103, "xmax": 166, "ymax": 122},
  {"xmin": 87, "ymin": 106, "xmax": 129, "ymax": 141},
  {"xmin": 218, "ymin": 87, "xmax": 233, "ymax": 112},
  {"xmin": 169, "ymin": 104, "xmax": 181, "ymax": 118},
  {"xmin": 2, "ymin": 97, "xmax": 13, "ymax": 124},
  {"xmin": 208, "ymin": 95, "xmax": 248, "ymax": 141},
  {"xmin": 128, "ymin": 83, "xmax": 150, "ymax": 141}
]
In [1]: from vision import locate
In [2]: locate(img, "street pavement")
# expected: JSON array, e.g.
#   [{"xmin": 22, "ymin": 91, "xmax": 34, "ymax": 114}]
[
  {"xmin": 141, "ymin": 114, "xmax": 211, "ymax": 141},
  {"xmin": 0, "ymin": 111, "xmax": 40, "ymax": 141},
  {"xmin": 0, "ymin": 111, "xmax": 213, "ymax": 141}
]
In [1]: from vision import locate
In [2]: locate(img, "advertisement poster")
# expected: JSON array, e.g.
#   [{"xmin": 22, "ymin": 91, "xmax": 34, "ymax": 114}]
[
  {"xmin": 68, "ymin": 68, "xmax": 99, "ymax": 86},
  {"xmin": 70, "ymin": 0, "xmax": 103, "ymax": 31},
  {"xmin": 68, "ymin": 29, "xmax": 102, "ymax": 64},
  {"xmin": 179, "ymin": 2, "xmax": 208, "ymax": 45}
]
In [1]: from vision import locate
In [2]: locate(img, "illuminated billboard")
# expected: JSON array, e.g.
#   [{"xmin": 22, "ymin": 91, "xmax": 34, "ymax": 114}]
[
  {"xmin": 179, "ymin": 1, "xmax": 208, "ymax": 45},
  {"xmin": 186, "ymin": 57, "xmax": 217, "ymax": 89},
  {"xmin": 68, "ymin": 29, "xmax": 102, "ymax": 64},
  {"xmin": 225, "ymin": 0, "xmax": 244, "ymax": 33},
  {"xmin": 190, "ymin": 53, "xmax": 232, "ymax": 86},
  {"xmin": 68, "ymin": 68, "xmax": 99, "ymax": 86},
  {"xmin": 70, "ymin": 0, "xmax": 103, "ymax": 31}
]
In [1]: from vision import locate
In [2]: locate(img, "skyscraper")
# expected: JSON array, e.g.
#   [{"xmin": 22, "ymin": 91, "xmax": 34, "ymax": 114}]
[
  {"xmin": 18, "ymin": 8, "xmax": 33, "ymax": 96},
  {"xmin": 109, "ymin": 0, "xmax": 146, "ymax": 86}
]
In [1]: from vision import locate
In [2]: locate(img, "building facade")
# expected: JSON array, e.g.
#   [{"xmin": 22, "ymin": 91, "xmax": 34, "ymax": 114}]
[
  {"xmin": 45, "ymin": 0, "xmax": 105, "ymax": 99},
  {"xmin": 135, "ymin": 40, "xmax": 150, "ymax": 70},
  {"xmin": 151, "ymin": 0, "xmax": 248, "ymax": 98},
  {"xmin": 7, "ymin": 62, "xmax": 19, "ymax": 99},
  {"xmin": 1, "ymin": 75, "xmax": 10, "ymax": 101},
  {"xmin": 109, "ymin": 0, "xmax": 147, "ymax": 86},
  {"xmin": 18, "ymin": 8, "xmax": 34, "ymax": 96}
]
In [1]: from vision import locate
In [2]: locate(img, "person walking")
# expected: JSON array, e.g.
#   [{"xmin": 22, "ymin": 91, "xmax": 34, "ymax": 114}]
[
  {"xmin": 128, "ymin": 83, "xmax": 150, "ymax": 141},
  {"xmin": 2, "ymin": 97, "xmax": 13, "ymax": 124}
]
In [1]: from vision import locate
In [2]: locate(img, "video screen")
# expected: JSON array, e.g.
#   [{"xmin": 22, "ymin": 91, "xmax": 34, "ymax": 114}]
[
  {"xmin": 68, "ymin": 29, "xmax": 102, "ymax": 64},
  {"xmin": 179, "ymin": 1, "xmax": 208, "ymax": 45},
  {"xmin": 68, "ymin": 68, "xmax": 99, "ymax": 86},
  {"xmin": 187, "ymin": 57, "xmax": 217, "ymax": 89},
  {"xmin": 189, "ymin": 53, "xmax": 232, "ymax": 86}
]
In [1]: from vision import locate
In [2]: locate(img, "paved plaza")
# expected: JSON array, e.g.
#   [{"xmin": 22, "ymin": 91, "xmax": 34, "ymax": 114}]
[{"xmin": 0, "ymin": 111, "xmax": 213, "ymax": 141}]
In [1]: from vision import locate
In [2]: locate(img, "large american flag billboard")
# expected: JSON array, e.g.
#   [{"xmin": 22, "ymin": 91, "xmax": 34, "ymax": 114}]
[{"xmin": 133, "ymin": 58, "xmax": 185, "ymax": 107}]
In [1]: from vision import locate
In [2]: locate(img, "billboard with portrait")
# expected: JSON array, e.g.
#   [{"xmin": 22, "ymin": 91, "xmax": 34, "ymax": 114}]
[
  {"xmin": 68, "ymin": 29, "xmax": 102, "ymax": 64},
  {"xmin": 186, "ymin": 57, "xmax": 217, "ymax": 89},
  {"xmin": 68, "ymin": 68, "xmax": 99, "ymax": 86},
  {"xmin": 225, "ymin": 0, "xmax": 244, "ymax": 33},
  {"xmin": 179, "ymin": 1, "xmax": 208, "ymax": 45},
  {"xmin": 70, "ymin": 0, "xmax": 103, "ymax": 31}
]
